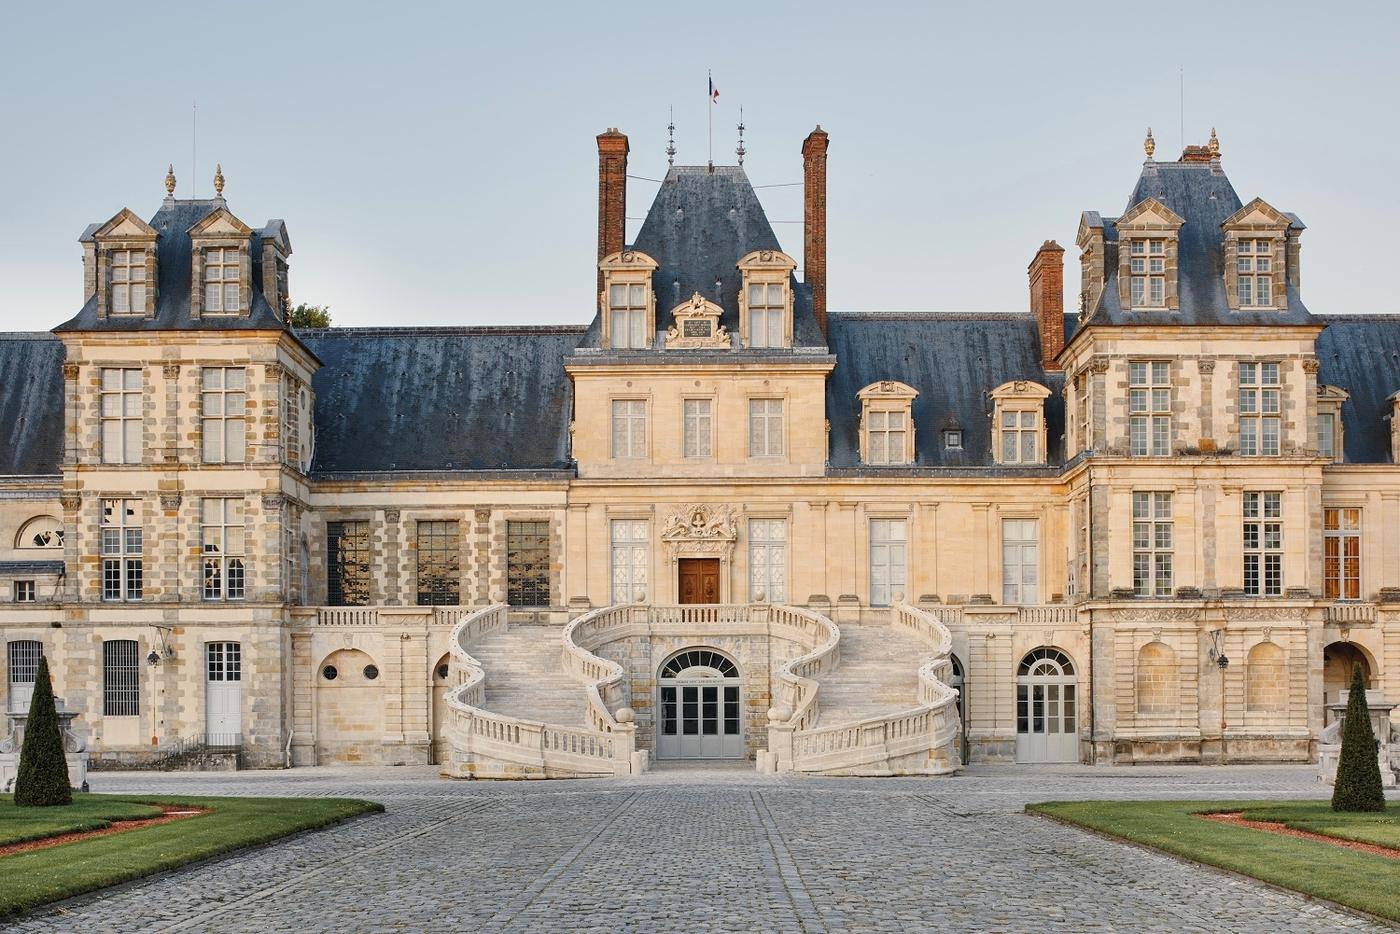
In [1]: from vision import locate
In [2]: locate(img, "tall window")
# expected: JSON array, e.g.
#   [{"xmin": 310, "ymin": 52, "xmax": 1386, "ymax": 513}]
[
  {"xmin": 610, "ymin": 520, "xmax": 649, "ymax": 604},
  {"xmin": 1317, "ymin": 412, "xmax": 1336, "ymax": 461},
  {"xmin": 283, "ymin": 375, "xmax": 302, "ymax": 468},
  {"xmin": 100, "ymin": 368, "xmax": 142, "ymax": 464},
  {"xmin": 102, "ymin": 640, "xmax": 140, "ymax": 716},
  {"xmin": 204, "ymin": 247, "xmax": 240, "ymax": 313},
  {"xmin": 1128, "ymin": 361, "xmax": 1171, "ymax": 456},
  {"xmin": 1001, "ymin": 518, "xmax": 1039, "ymax": 604},
  {"xmin": 1324, "ymin": 507, "xmax": 1361, "ymax": 601},
  {"xmin": 284, "ymin": 522, "xmax": 298, "ymax": 603},
  {"xmin": 327, "ymin": 520, "xmax": 370, "ymax": 606},
  {"xmin": 1132, "ymin": 492, "xmax": 1174, "ymax": 597},
  {"xmin": 748, "ymin": 519, "xmax": 787, "ymax": 602},
  {"xmin": 1000, "ymin": 411, "xmax": 1038, "ymax": 464},
  {"xmin": 608, "ymin": 283, "xmax": 648, "ymax": 349},
  {"xmin": 1129, "ymin": 238, "xmax": 1166, "ymax": 307},
  {"xmin": 1238, "ymin": 362, "xmax": 1281, "ymax": 456},
  {"xmin": 868, "ymin": 518, "xmax": 907, "ymax": 607},
  {"xmin": 611, "ymin": 400, "xmax": 647, "ymax": 459},
  {"xmin": 1236, "ymin": 239, "xmax": 1273, "ymax": 307},
  {"xmin": 749, "ymin": 399, "xmax": 784, "ymax": 457},
  {"xmin": 109, "ymin": 249, "xmax": 146, "ymax": 314},
  {"xmin": 416, "ymin": 520, "xmax": 460, "ymax": 605},
  {"xmin": 866, "ymin": 410, "xmax": 909, "ymax": 465},
  {"xmin": 747, "ymin": 282, "xmax": 785, "ymax": 347},
  {"xmin": 507, "ymin": 520, "xmax": 550, "ymax": 607},
  {"xmin": 201, "ymin": 367, "xmax": 247, "ymax": 463},
  {"xmin": 101, "ymin": 498, "xmax": 142, "ymax": 601},
  {"xmin": 682, "ymin": 399, "xmax": 712, "ymax": 458},
  {"xmin": 7, "ymin": 640, "xmax": 42, "ymax": 714},
  {"xmin": 201, "ymin": 498, "xmax": 246, "ymax": 601},
  {"xmin": 1243, "ymin": 491, "xmax": 1283, "ymax": 596},
  {"xmin": 1075, "ymin": 372, "xmax": 1090, "ymax": 452}
]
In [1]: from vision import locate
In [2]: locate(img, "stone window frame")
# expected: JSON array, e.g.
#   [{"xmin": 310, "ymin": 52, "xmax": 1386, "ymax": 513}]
[
  {"xmin": 505, "ymin": 518, "xmax": 551, "ymax": 608},
  {"xmin": 414, "ymin": 518, "xmax": 461, "ymax": 606},
  {"xmin": 856, "ymin": 381, "xmax": 918, "ymax": 466},
  {"xmin": 100, "ymin": 498, "xmax": 143, "ymax": 602},
  {"xmin": 1131, "ymin": 491, "xmax": 1174, "ymax": 597},
  {"xmin": 91, "ymin": 208, "xmax": 158, "ymax": 320},
  {"xmin": 1316, "ymin": 384, "xmax": 1348, "ymax": 463},
  {"xmin": 1000, "ymin": 516, "xmax": 1040, "ymax": 605},
  {"xmin": 609, "ymin": 517, "xmax": 650, "ymax": 605},
  {"xmin": 736, "ymin": 249, "xmax": 797, "ymax": 349},
  {"xmin": 1244, "ymin": 639, "xmax": 1287, "ymax": 714},
  {"xmin": 187, "ymin": 207, "xmax": 254, "ymax": 320},
  {"xmin": 1241, "ymin": 490, "xmax": 1283, "ymax": 597},
  {"xmin": 989, "ymin": 380, "xmax": 1052, "ymax": 466},
  {"xmin": 610, "ymin": 396, "xmax": 650, "ymax": 460},
  {"xmin": 1237, "ymin": 361, "xmax": 1282, "ymax": 457},
  {"xmin": 746, "ymin": 394, "xmax": 787, "ymax": 460},
  {"xmin": 100, "ymin": 367, "xmax": 144, "ymax": 465},
  {"xmin": 746, "ymin": 515, "xmax": 789, "ymax": 603},
  {"xmin": 1127, "ymin": 361, "xmax": 1172, "ymax": 456},
  {"xmin": 1322, "ymin": 506, "xmax": 1362, "ymax": 601},
  {"xmin": 200, "ymin": 496, "xmax": 247, "ymax": 602},
  {"xmin": 326, "ymin": 519, "xmax": 372, "ymax": 607},
  {"xmin": 200, "ymin": 366, "xmax": 248, "ymax": 464},
  {"xmin": 1114, "ymin": 199, "xmax": 1184, "ymax": 312},
  {"xmin": 598, "ymin": 250, "xmax": 658, "ymax": 350},
  {"xmin": 681, "ymin": 395, "xmax": 716, "ymax": 460},
  {"xmin": 102, "ymin": 638, "xmax": 141, "ymax": 717},
  {"xmin": 1221, "ymin": 198, "xmax": 1291, "ymax": 312}
]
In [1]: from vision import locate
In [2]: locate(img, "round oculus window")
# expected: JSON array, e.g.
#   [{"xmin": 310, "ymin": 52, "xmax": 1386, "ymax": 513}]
[
  {"xmin": 363, "ymin": 664, "xmax": 380, "ymax": 681},
  {"xmin": 322, "ymin": 665, "xmax": 338, "ymax": 681}
]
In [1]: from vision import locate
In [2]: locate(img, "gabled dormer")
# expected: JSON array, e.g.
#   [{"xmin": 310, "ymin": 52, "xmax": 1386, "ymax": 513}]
[
  {"xmin": 1221, "ymin": 197, "xmax": 1299, "ymax": 312},
  {"xmin": 1115, "ymin": 198, "xmax": 1184, "ymax": 311},
  {"xmin": 258, "ymin": 219, "xmax": 293, "ymax": 321},
  {"xmin": 598, "ymin": 249, "xmax": 658, "ymax": 350},
  {"xmin": 736, "ymin": 249, "xmax": 797, "ymax": 348},
  {"xmin": 188, "ymin": 205, "xmax": 253, "ymax": 319},
  {"xmin": 87, "ymin": 208, "xmax": 158, "ymax": 319}
]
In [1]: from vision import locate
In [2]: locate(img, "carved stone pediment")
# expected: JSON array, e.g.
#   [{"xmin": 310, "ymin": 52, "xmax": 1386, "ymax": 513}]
[
  {"xmin": 665, "ymin": 293, "xmax": 729, "ymax": 349},
  {"xmin": 662, "ymin": 503, "xmax": 737, "ymax": 543}
]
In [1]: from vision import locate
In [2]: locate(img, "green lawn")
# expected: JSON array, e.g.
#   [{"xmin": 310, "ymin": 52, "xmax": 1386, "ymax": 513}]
[
  {"xmin": 1029, "ymin": 800, "xmax": 1400, "ymax": 923},
  {"xmin": 0, "ymin": 793, "xmax": 382, "ymax": 918}
]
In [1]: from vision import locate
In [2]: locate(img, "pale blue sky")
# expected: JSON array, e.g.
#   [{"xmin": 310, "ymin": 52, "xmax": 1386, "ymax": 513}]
[{"xmin": 1, "ymin": 1, "xmax": 1396, "ymax": 329}]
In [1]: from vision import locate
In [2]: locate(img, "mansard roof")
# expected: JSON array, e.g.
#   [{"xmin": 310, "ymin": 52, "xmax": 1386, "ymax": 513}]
[
  {"xmin": 0, "ymin": 333, "xmax": 64, "ymax": 476},
  {"xmin": 1315, "ymin": 314, "xmax": 1400, "ymax": 463},
  {"xmin": 55, "ymin": 199, "xmax": 287, "ymax": 333},
  {"xmin": 1082, "ymin": 159, "xmax": 1315, "ymax": 329},
  {"xmin": 297, "ymin": 326, "xmax": 584, "ymax": 476},
  {"xmin": 826, "ymin": 313, "xmax": 1065, "ymax": 471},
  {"xmin": 581, "ymin": 164, "xmax": 826, "ymax": 350}
]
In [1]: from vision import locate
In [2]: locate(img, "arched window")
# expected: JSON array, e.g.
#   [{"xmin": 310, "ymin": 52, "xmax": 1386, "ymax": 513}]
[
  {"xmin": 1246, "ymin": 642, "xmax": 1286, "ymax": 713},
  {"xmin": 16, "ymin": 516, "xmax": 63, "ymax": 550},
  {"xmin": 659, "ymin": 649, "xmax": 738, "ymax": 679},
  {"xmin": 1017, "ymin": 646, "xmax": 1074, "ymax": 678},
  {"xmin": 1135, "ymin": 642, "xmax": 1178, "ymax": 715}
]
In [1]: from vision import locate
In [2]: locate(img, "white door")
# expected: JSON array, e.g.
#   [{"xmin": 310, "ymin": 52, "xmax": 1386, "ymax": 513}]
[
  {"xmin": 1015, "ymin": 647, "xmax": 1078, "ymax": 763},
  {"xmin": 205, "ymin": 642, "xmax": 242, "ymax": 744},
  {"xmin": 656, "ymin": 649, "xmax": 744, "ymax": 760},
  {"xmin": 6, "ymin": 641, "xmax": 41, "ymax": 714}
]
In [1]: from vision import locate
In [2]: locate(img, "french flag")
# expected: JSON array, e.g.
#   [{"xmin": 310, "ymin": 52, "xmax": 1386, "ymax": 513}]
[{"xmin": 709, "ymin": 75, "xmax": 719, "ymax": 104}]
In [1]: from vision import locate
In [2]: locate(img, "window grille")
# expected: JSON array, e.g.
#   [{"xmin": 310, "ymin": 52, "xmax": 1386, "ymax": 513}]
[
  {"xmin": 416, "ymin": 520, "xmax": 461, "ymax": 606},
  {"xmin": 103, "ymin": 639, "xmax": 140, "ymax": 716}
]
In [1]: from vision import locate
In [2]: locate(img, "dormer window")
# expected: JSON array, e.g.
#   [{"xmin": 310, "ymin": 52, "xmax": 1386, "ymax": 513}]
[
  {"xmin": 737, "ymin": 250, "xmax": 797, "ymax": 349},
  {"xmin": 990, "ymin": 380, "xmax": 1051, "ymax": 466},
  {"xmin": 857, "ymin": 381, "xmax": 917, "ymax": 466},
  {"xmin": 1129, "ymin": 239, "xmax": 1166, "ymax": 307},
  {"xmin": 598, "ymin": 250, "xmax": 658, "ymax": 350},
  {"xmin": 943, "ymin": 428, "xmax": 962, "ymax": 451},
  {"xmin": 1316, "ymin": 384, "xmax": 1349, "ymax": 464},
  {"xmin": 109, "ymin": 249, "xmax": 147, "ymax": 315},
  {"xmin": 1235, "ymin": 239, "xmax": 1273, "ymax": 307},
  {"xmin": 203, "ymin": 247, "xmax": 241, "ymax": 314}
]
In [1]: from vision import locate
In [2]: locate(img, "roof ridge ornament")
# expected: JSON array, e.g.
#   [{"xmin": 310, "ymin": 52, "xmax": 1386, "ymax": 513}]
[
  {"xmin": 164, "ymin": 163, "xmax": 177, "ymax": 199},
  {"xmin": 213, "ymin": 163, "xmax": 225, "ymax": 198},
  {"xmin": 666, "ymin": 107, "xmax": 676, "ymax": 166},
  {"xmin": 1208, "ymin": 127, "xmax": 1220, "ymax": 158},
  {"xmin": 736, "ymin": 107, "xmax": 746, "ymax": 166},
  {"xmin": 1144, "ymin": 127, "xmax": 1155, "ymax": 160}
]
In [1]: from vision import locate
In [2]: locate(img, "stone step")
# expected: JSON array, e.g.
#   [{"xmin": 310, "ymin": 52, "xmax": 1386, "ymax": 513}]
[
  {"xmin": 466, "ymin": 627, "xmax": 592, "ymax": 727},
  {"xmin": 816, "ymin": 622, "xmax": 935, "ymax": 725}
]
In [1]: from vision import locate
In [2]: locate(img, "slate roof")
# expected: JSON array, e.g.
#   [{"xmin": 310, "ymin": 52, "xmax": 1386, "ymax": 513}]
[
  {"xmin": 55, "ymin": 199, "xmax": 287, "ymax": 332},
  {"xmin": 1080, "ymin": 159, "xmax": 1314, "ymax": 329},
  {"xmin": 0, "ymin": 333, "xmax": 64, "ymax": 476},
  {"xmin": 826, "ymin": 313, "xmax": 1065, "ymax": 470},
  {"xmin": 0, "ymin": 560, "xmax": 65, "ymax": 576},
  {"xmin": 1315, "ymin": 314, "xmax": 1400, "ymax": 463},
  {"xmin": 581, "ymin": 165, "xmax": 826, "ymax": 350},
  {"xmin": 297, "ymin": 327, "xmax": 584, "ymax": 475}
]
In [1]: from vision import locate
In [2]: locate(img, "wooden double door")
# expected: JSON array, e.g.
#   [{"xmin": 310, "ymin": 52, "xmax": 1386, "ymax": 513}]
[{"xmin": 678, "ymin": 558, "xmax": 721, "ymax": 604}]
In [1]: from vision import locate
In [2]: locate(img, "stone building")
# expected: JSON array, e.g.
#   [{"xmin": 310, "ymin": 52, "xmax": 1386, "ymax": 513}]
[{"xmin": 1, "ymin": 128, "xmax": 1398, "ymax": 777}]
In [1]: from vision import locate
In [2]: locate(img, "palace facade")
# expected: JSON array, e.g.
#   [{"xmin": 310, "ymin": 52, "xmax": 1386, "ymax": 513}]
[{"xmin": 2, "ymin": 127, "xmax": 1399, "ymax": 778}]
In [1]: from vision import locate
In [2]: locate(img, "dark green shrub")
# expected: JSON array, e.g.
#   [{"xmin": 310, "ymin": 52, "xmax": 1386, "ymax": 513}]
[
  {"xmin": 1331, "ymin": 662, "xmax": 1385, "ymax": 812},
  {"xmin": 13, "ymin": 656, "xmax": 72, "ymax": 807}
]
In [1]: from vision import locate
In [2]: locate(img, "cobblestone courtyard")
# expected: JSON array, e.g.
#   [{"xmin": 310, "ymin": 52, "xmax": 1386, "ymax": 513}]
[{"xmin": 8, "ymin": 764, "xmax": 1394, "ymax": 933}]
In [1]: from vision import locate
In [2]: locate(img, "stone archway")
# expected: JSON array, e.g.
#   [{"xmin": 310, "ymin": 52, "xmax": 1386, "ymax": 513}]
[
  {"xmin": 655, "ymin": 647, "xmax": 745, "ymax": 760},
  {"xmin": 1323, "ymin": 641, "xmax": 1374, "ymax": 709}
]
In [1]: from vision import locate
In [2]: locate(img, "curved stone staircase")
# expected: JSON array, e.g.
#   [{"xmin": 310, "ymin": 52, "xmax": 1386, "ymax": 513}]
[{"xmin": 469, "ymin": 626, "xmax": 590, "ymax": 726}]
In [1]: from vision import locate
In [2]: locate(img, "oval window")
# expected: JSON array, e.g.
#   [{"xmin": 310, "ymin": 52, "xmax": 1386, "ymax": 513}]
[
  {"xmin": 363, "ymin": 664, "xmax": 380, "ymax": 681},
  {"xmin": 322, "ymin": 665, "xmax": 338, "ymax": 681}
]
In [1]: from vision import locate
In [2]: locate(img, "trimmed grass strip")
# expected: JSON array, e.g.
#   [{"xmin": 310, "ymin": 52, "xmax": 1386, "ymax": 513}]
[
  {"xmin": 0, "ymin": 794, "xmax": 382, "ymax": 918},
  {"xmin": 1028, "ymin": 799, "xmax": 1400, "ymax": 923},
  {"xmin": 0, "ymin": 797, "xmax": 164, "ymax": 846}
]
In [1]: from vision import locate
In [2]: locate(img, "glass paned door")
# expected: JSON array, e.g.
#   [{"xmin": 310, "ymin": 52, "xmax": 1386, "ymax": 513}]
[
  {"xmin": 656, "ymin": 650, "xmax": 744, "ymax": 759},
  {"xmin": 1015, "ymin": 648, "xmax": 1078, "ymax": 762}
]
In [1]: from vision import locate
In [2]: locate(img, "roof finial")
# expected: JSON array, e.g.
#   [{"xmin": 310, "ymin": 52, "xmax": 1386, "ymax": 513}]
[
  {"xmin": 213, "ymin": 163, "xmax": 225, "ymax": 198},
  {"xmin": 164, "ymin": 163, "xmax": 177, "ymax": 197},
  {"xmin": 735, "ymin": 107, "xmax": 746, "ymax": 166},
  {"xmin": 666, "ymin": 107, "xmax": 676, "ymax": 166},
  {"xmin": 1208, "ymin": 127, "xmax": 1220, "ymax": 158},
  {"xmin": 1144, "ymin": 127, "xmax": 1156, "ymax": 160}
]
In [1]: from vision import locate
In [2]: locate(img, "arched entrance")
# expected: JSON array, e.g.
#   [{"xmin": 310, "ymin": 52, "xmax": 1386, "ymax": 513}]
[
  {"xmin": 1323, "ymin": 642, "xmax": 1374, "ymax": 709},
  {"xmin": 949, "ymin": 653, "xmax": 966, "ymax": 763},
  {"xmin": 430, "ymin": 654, "xmax": 452, "ymax": 765},
  {"xmin": 1015, "ymin": 647, "xmax": 1078, "ymax": 763},
  {"xmin": 656, "ymin": 648, "xmax": 744, "ymax": 760}
]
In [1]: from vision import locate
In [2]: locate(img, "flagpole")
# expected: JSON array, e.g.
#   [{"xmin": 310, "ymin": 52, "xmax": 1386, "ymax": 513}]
[{"xmin": 707, "ymin": 69, "xmax": 713, "ymax": 169}]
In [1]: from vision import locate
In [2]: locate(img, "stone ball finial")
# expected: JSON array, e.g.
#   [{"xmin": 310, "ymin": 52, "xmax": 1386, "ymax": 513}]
[
  {"xmin": 213, "ymin": 162, "xmax": 225, "ymax": 197},
  {"xmin": 634, "ymin": 590, "xmax": 647, "ymax": 604},
  {"xmin": 615, "ymin": 707, "xmax": 635, "ymax": 724},
  {"xmin": 491, "ymin": 591, "xmax": 505, "ymax": 604},
  {"xmin": 164, "ymin": 163, "xmax": 176, "ymax": 196},
  {"xmin": 1144, "ymin": 127, "xmax": 1155, "ymax": 160},
  {"xmin": 893, "ymin": 591, "xmax": 905, "ymax": 604},
  {"xmin": 754, "ymin": 591, "xmax": 767, "ymax": 604},
  {"xmin": 768, "ymin": 706, "xmax": 791, "ymax": 723}
]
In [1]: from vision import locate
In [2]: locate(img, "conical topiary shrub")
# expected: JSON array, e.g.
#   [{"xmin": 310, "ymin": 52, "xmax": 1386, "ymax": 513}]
[
  {"xmin": 13, "ymin": 656, "xmax": 72, "ymax": 807},
  {"xmin": 1331, "ymin": 662, "xmax": 1385, "ymax": 813}
]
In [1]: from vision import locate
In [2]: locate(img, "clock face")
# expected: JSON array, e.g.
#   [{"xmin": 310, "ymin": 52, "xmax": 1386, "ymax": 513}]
[{"xmin": 683, "ymin": 319, "xmax": 712, "ymax": 338}]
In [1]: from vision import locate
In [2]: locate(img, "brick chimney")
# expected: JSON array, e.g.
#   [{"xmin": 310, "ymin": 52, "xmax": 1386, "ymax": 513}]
[
  {"xmin": 1028, "ymin": 240, "xmax": 1065, "ymax": 370},
  {"xmin": 596, "ymin": 128, "xmax": 628, "ymax": 296},
  {"xmin": 802, "ymin": 126, "xmax": 830, "ymax": 339}
]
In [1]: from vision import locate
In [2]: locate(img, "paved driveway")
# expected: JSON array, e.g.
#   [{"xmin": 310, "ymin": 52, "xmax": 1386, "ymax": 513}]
[{"xmin": 8, "ymin": 763, "xmax": 1391, "ymax": 933}]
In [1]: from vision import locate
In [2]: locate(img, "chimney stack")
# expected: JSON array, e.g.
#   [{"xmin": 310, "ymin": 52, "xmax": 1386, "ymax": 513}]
[
  {"xmin": 596, "ymin": 128, "xmax": 629, "ymax": 296},
  {"xmin": 1028, "ymin": 240, "xmax": 1065, "ymax": 370},
  {"xmin": 801, "ymin": 126, "xmax": 830, "ymax": 338}
]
